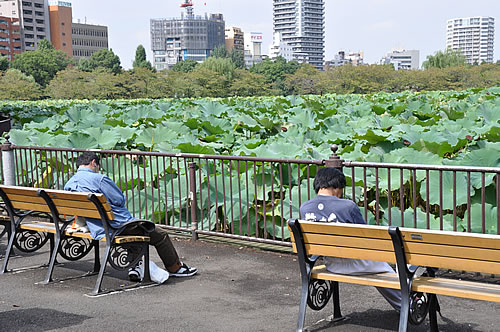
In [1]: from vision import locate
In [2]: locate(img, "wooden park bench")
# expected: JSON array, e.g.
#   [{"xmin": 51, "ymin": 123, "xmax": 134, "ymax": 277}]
[
  {"xmin": 0, "ymin": 185, "xmax": 153, "ymax": 296},
  {"xmin": 288, "ymin": 219, "xmax": 500, "ymax": 332}
]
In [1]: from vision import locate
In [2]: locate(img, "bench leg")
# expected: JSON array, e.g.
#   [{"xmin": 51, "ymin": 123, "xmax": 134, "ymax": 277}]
[
  {"xmin": 92, "ymin": 240, "xmax": 100, "ymax": 273},
  {"xmin": 428, "ymin": 294, "xmax": 439, "ymax": 332},
  {"xmin": 332, "ymin": 281, "xmax": 343, "ymax": 320},
  {"xmin": 42, "ymin": 234, "xmax": 61, "ymax": 284},
  {"xmin": 0, "ymin": 228, "xmax": 16, "ymax": 274},
  {"xmin": 297, "ymin": 276, "xmax": 309, "ymax": 332},
  {"xmin": 91, "ymin": 242, "xmax": 111, "ymax": 296}
]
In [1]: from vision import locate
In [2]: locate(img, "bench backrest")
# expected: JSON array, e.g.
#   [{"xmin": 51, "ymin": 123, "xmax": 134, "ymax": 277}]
[
  {"xmin": 289, "ymin": 220, "xmax": 397, "ymax": 264},
  {"xmin": 0, "ymin": 185, "xmax": 114, "ymax": 221},
  {"xmin": 393, "ymin": 227, "xmax": 500, "ymax": 275}
]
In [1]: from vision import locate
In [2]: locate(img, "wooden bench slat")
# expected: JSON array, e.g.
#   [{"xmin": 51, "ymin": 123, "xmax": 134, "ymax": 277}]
[
  {"xmin": 399, "ymin": 228, "xmax": 500, "ymax": 250},
  {"xmin": 6, "ymin": 194, "xmax": 113, "ymax": 212},
  {"xmin": 406, "ymin": 253, "xmax": 500, "ymax": 275},
  {"xmin": 299, "ymin": 221, "xmax": 391, "ymax": 239},
  {"xmin": 404, "ymin": 242, "xmax": 500, "ymax": 263},
  {"xmin": 11, "ymin": 201, "xmax": 105, "ymax": 219},
  {"xmin": 412, "ymin": 277, "xmax": 500, "ymax": 302},
  {"xmin": 311, "ymin": 265, "xmax": 401, "ymax": 289},
  {"xmin": 303, "ymin": 233, "xmax": 395, "ymax": 251},
  {"xmin": 305, "ymin": 244, "xmax": 397, "ymax": 264}
]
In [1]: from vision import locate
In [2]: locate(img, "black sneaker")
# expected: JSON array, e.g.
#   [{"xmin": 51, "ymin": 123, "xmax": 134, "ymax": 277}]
[{"xmin": 171, "ymin": 263, "xmax": 197, "ymax": 277}]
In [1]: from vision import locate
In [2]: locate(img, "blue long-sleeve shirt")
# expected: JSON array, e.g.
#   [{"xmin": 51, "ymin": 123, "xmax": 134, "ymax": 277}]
[{"xmin": 64, "ymin": 167, "xmax": 134, "ymax": 240}]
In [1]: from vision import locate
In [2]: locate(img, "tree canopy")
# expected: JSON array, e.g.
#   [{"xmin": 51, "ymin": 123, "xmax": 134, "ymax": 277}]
[
  {"xmin": 423, "ymin": 49, "xmax": 467, "ymax": 69},
  {"xmin": 0, "ymin": 56, "xmax": 10, "ymax": 71},
  {"xmin": 78, "ymin": 49, "xmax": 122, "ymax": 74},
  {"xmin": 171, "ymin": 59, "xmax": 198, "ymax": 73},
  {"xmin": 11, "ymin": 39, "xmax": 72, "ymax": 87},
  {"xmin": 132, "ymin": 45, "xmax": 153, "ymax": 71}
]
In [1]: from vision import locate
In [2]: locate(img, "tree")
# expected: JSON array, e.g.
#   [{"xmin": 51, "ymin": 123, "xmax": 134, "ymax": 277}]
[
  {"xmin": 171, "ymin": 59, "xmax": 198, "ymax": 73},
  {"xmin": 0, "ymin": 56, "xmax": 9, "ymax": 71},
  {"xmin": 230, "ymin": 49, "xmax": 245, "ymax": 69},
  {"xmin": 249, "ymin": 57, "xmax": 300, "ymax": 94},
  {"xmin": 127, "ymin": 67, "xmax": 169, "ymax": 98},
  {"xmin": 132, "ymin": 45, "xmax": 153, "ymax": 71},
  {"xmin": 11, "ymin": 39, "xmax": 72, "ymax": 86},
  {"xmin": 0, "ymin": 69, "xmax": 42, "ymax": 100},
  {"xmin": 285, "ymin": 64, "xmax": 321, "ymax": 95},
  {"xmin": 189, "ymin": 67, "xmax": 231, "ymax": 97},
  {"xmin": 198, "ymin": 56, "xmax": 236, "ymax": 81},
  {"xmin": 211, "ymin": 45, "xmax": 229, "ymax": 58},
  {"xmin": 230, "ymin": 69, "xmax": 271, "ymax": 96},
  {"xmin": 78, "ymin": 49, "xmax": 122, "ymax": 74},
  {"xmin": 423, "ymin": 49, "xmax": 467, "ymax": 69}
]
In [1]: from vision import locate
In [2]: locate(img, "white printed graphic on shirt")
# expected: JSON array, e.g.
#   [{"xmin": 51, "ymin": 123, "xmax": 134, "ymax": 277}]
[
  {"xmin": 328, "ymin": 212, "xmax": 338, "ymax": 222},
  {"xmin": 317, "ymin": 203, "xmax": 324, "ymax": 211},
  {"xmin": 304, "ymin": 213, "xmax": 317, "ymax": 221}
]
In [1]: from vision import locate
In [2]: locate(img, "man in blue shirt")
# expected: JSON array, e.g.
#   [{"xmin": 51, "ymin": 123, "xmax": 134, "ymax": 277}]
[
  {"xmin": 64, "ymin": 152, "xmax": 197, "ymax": 280},
  {"xmin": 300, "ymin": 167, "xmax": 401, "ymax": 311}
]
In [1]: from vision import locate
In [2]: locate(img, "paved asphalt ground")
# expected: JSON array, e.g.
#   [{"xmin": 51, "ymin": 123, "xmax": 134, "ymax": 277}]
[{"xmin": 0, "ymin": 231, "xmax": 499, "ymax": 332}]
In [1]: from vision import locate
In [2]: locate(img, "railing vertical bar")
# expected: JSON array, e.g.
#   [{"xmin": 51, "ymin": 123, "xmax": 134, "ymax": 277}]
[
  {"xmin": 155, "ymin": 156, "xmax": 162, "ymax": 224},
  {"xmin": 184, "ymin": 158, "xmax": 190, "ymax": 229},
  {"xmin": 496, "ymin": 173, "xmax": 500, "ymax": 235},
  {"xmin": 149, "ymin": 155, "xmax": 155, "ymax": 222},
  {"xmin": 260, "ymin": 162, "xmax": 265, "ymax": 238},
  {"xmin": 288, "ymin": 163, "xmax": 292, "ymax": 220},
  {"xmin": 221, "ymin": 160, "xmax": 228, "ymax": 234},
  {"xmin": 213, "ymin": 159, "xmax": 220, "ymax": 233},
  {"xmin": 297, "ymin": 164, "xmax": 301, "ymax": 207},
  {"xmin": 63, "ymin": 150, "xmax": 70, "ymax": 183},
  {"xmin": 254, "ymin": 162, "xmax": 259, "ymax": 238},
  {"xmin": 363, "ymin": 167, "xmax": 368, "ymax": 221},
  {"xmin": 28, "ymin": 148, "xmax": 35, "ymax": 186},
  {"xmin": 176, "ymin": 158, "xmax": 182, "ymax": 226},
  {"xmin": 18, "ymin": 149, "xmax": 26, "ymax": 186},
  {"xmin": 279, "ymin": 163, "xmax": 284, "ymax": 226},
  {"xmin": 245, "ymin": 161, "xmax": 250, "ymax": 236},
  {"xmin": 136, "ymin": 154, "xmax": 142, "ymax": 219},
  {"xmin": 229, "ymin": 160, "xmax": 234, "ymax": 235},
  {"xmin": 482, "ymin": 172, "xmax": 486, "ymax": 234},
  {"xmin": 375, "ymin": 167, "xmax": 379, "ymax": 225},
  {"xmin": 143, "ymin": 156, "xmax": 149, "ymax": 220},
  {"xmin": 270, "ymin": 162, "xmax": 276, "ymax": 240},
  {"xmin": 413, "ymin": 169, "xmax": 417, "ymax": 228},
  {"xmin": 387, "ymin": 168, "xmax": 391, "ymax": 226},
  {"xmin": 161, "ymin": 156, "xmax": 167, "ymax": 225},
  {"xmin": 13, "ymin": 149, "xmax": 20, "ymax": 185},
  {"xmin": 129, "ymin": 153, "xmax": 135, "ymax": 216},
  {"xmin": 48, "ymin": 150, "xmax": 54, "ymax": 188},
  {"xmin": 306, "ymin": 164, "xmax": 311, "ymax": 201},
  {"xmin": 237, "ymin": 160, "xmax": 243, "ymax": 235},
  {"xmin": 439, "ymin": 170, "xmax": 443, "ymax": 231},
  {"xmin": 123, "ymin": 154, "xmax": 129, "ymax": 211},
  {"xmin": 34, "ymin": 150, "xmax": 42, "ymax": 187},
  {"xmin": 205, "ymin": 158, "xmax": 211, "ymax": 231},
  {"xmin": 426, "ymin": 170, "xmax": 430, "ymax": 229},
  {"xmin": 198, "ymin": 158, "xmax": 203, "ymax": 229},
  {"xmin": 25, "ymin": 148, "xmax": 32, "ymax": 186},
  {"xmin": 400, "ymin": 169, "xmax": 404, "ymax": 227},
  {"xmin": 467, "ymin": 172, "xmax": 471, "ymax": 232},
  {"xmin": 351, "ymin": 167, "xmax": 356, "ymax": 202},
  {"xmin": 453, "ymin": 171, "xmax": 457, "ymax": 231}
]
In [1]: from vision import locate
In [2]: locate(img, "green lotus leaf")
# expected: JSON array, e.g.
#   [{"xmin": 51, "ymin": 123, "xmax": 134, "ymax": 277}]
[
  {"xmin": 68, "ymin": 132, "xmax": 98, "ymax": 149},
  {"xmin": 176, "ymin": 142, "xmax": 216, "ymax": 155},
  {"xmin": 419, "ymin": 170, "xmax": 470, "ymax": 210},
  {"xmin": 8, "ymin": 129, "xmax": 32, "ymax": 146},
  {"xmin": 136, "ymin": 127, "xmax": 179, "ymax": 149},
  {"xmin": 466, "ymin": 203, "xmax": 498, "ymax": 234}
]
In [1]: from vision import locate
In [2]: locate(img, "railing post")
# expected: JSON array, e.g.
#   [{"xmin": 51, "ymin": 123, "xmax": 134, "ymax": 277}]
[
  {"xmin": 324, "ymin": 144, "xmax": 344, "ymax": 170},
  {"xmin": 1, "ymin": 136, "xmax": 16, "ymax": 186},
  {"xmin": 188, "ymin": 162, "xmax": 198, "ymax": 241}
]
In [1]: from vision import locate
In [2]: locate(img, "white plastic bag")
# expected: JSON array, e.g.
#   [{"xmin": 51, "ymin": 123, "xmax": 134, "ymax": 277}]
[{"xmin": 149, "ymin": 261, "xmax": 169, "ymax": 284}]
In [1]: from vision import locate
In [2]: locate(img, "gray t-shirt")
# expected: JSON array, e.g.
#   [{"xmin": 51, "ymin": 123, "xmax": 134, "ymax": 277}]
[{"xmin": 299, "ymin": 195, "xmax": 394, "ymax": 275}]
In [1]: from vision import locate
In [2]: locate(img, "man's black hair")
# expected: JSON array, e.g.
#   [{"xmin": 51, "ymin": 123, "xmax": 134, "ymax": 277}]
[
  {"xmin": 313, "ymin": 168, "xmax": 346, "ymax": 194},
  {"xmin": 76, "ymin": 151, "xmax": 100, "ymax": 168}
]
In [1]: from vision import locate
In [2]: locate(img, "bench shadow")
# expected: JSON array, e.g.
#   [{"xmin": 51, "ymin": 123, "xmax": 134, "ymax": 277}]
[
  {"xmin": 0, "ymin": 308, "xmax": 90, "ymax": 331},
  {"xmin": 307, "ymin": 309, "xmax": 482, "ymax": 332}
]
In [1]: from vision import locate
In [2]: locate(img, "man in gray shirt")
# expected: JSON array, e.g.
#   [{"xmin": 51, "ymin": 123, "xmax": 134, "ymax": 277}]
[{"xmin": 300, "ymin": 167, "xmax": 401, "ymax": 311}]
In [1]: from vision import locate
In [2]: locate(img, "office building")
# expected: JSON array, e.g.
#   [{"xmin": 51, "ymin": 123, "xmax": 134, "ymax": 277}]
[
  {"xmin": 272, "ymin": 0, "xmax": 325, "ymax": 69},
  {"xmin": 380, "ymin": 49, "xmax": 419, "ymax": 70},
  {"xmin": 150, "ymin": 1, "xmax": 225, "ymax": 71},
  {"xmin": 244, "ymin": 32, "xmax": 263, "ymax": 67},
  {"xmin": 325, "ymin": 51, "xmax": 364, "ymax": 68},
  {"xmin": 71, "ymin": 22, "xmax": 108, "ymax": 60},
  {"xmin": 225, "ymin": 26, "xmax": 243, "ymax": 53},
  {"xmin": 446, "ymin": 16, "xmax": 495, "ymax": 64},
  {"xmin": 0, "ymin": 16, "xmax": 21, "ymax": 60},
  {"xmin": 48, "ymin": 0, "xmax": 71, "ymax": 57},
  {"xmin": 0, "ymin": 0, "xmax": 50, "ymax": 51}
]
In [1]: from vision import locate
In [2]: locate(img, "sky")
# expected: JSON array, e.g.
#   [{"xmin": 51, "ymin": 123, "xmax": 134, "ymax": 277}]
[{"xmin": 70, "ymin": 0, "xmax": 500, "ymax": 69}]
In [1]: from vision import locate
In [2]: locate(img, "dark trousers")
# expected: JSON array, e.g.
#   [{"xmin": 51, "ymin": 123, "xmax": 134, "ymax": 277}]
[{"xmin": 122, "ymin": 224, "xmax": 180, "ymax": 269}]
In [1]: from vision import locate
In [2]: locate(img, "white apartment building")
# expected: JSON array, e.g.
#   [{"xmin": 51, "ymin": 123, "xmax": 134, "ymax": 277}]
[
  {"xmin": 0, "ymin": 0, "xmax": 50, "ymax": 51},
  {"xmin": 446, "ymin": 16, "xmax": 495, "ymax": 64},
  {"xmin": 269, "ymin": 31, "xmax": 293, "ymax": 61},
  {"xmin": 326, "ymin": 50, "xmax": 364, "ymax": 67},
  {"xmin": 380, "ymin": 49, "xmax": 419, "ymax": 70},
  {"xmin": 273, "ymin": 0, "xmax": 324, "ymax": 69}
]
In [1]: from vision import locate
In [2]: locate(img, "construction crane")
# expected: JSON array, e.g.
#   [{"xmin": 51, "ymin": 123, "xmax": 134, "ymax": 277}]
[{"xmin": 180, "ymin": 0, "xmax": 194, "ymax": 17}]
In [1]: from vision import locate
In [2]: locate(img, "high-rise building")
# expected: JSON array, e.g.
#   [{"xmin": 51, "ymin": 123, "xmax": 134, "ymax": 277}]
[
  {"xmin": 272, "ymin": 0, "xmax": 324, "ymax": 69},
  {"xmin": 446, "ymin": 16, "xmax": 495, "ymax": 64},
  {"xmin": 269, "ymin": 32, "xmax": 293, "ymax": 61},
  {"xmin": 380, "ymin": 49, "xmax": 419, "ymax": 70},
  {"xmin": 48, "ymin": 0, "xmax": 72, "ymax": 57},
  {"xmin": 0, "ymin": 16, "xmax": 21, "ymax": 60},
  {"xmin": 225, "ymin": 26, "xmax": 243, "ymax": 53},
  {"xmin": 150, "ymin": 1, "xmax": 225, "ymax": 71},
  {"xmin": 71, "ymin": 22, "xmax": 108, "ymax": 61},
  {"xmin": 0, "ymin": 0, "xmax": 50, "ymax": 51}
]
